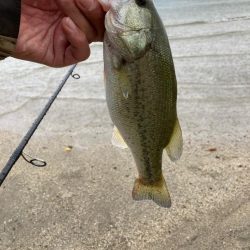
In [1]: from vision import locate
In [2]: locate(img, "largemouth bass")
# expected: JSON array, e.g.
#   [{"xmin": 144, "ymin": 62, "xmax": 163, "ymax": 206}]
[{"xmin": 103, "ymin": 0, "xmax": 183, "ymax": 208}]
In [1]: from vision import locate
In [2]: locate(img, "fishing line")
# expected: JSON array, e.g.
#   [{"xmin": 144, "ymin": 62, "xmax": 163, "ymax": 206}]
[{"xmin": 0, "ymin": 64, "xmax": 80, "ymax": 186}]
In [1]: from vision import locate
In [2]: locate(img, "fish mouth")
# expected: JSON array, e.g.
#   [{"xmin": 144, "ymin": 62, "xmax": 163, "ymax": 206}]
[
  {"xmin": 105, "ymin": 0, "xmax": 151, "ymax": 34},
  {"xmin": 108, "ymin": 0, "xmax": 131, "ymax": 13},
  {"xmin": 105, "ymin": 11, "xmax": 126, "ymax": 34},
  {"xmin": 104, "ymin": 0, "xmax": 153, "ymax": 60},
  {"xmin": 105, "ymin": 10, "xmax": 150, "ymax": 35}
]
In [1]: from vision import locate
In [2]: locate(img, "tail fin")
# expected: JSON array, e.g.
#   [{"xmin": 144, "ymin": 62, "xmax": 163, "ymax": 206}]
[{"xmin": 132, "ymin": 176, "xmax": 171, "ymax": 208}]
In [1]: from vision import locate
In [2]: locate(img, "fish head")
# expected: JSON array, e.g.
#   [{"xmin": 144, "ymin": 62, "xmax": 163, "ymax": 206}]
[{"xmin": 105, "ymin": 0, "xmax": 153, "ymax": 61}]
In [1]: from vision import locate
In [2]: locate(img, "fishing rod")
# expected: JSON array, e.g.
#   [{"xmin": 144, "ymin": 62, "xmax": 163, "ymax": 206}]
[{"xmin": 0, "ymin": 64, "xmax": 80, "ymax": 186}]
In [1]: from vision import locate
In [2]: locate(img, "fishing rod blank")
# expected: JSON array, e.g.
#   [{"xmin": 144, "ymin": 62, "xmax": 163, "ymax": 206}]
[{"xmin": 0, "ymin": 64, "xmax": 79, "ymax": 186}]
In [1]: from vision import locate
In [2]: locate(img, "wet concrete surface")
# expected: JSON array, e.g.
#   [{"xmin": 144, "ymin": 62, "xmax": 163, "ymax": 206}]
[{"xmin": 0, "ymin": 1, "xmax": 250, "ymax": 249}]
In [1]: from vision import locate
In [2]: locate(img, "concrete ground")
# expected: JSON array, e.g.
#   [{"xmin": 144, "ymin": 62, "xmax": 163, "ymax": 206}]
[{"xmin": 0, "ymin": 1, "xmax": 250, "ymax": 249}]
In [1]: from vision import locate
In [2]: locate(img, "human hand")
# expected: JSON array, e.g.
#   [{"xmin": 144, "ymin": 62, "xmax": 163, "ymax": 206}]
[{"xmin": 14, "ymin": 0, "xmax": 107, "ymax": 67}]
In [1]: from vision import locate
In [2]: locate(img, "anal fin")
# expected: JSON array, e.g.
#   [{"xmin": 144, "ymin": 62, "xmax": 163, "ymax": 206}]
[
  {"xmin": 111, "ymin": 126, "xmax": 128, "ymax": 149},
  {"xmin": 165, "ymin": 118, "xmax": 183, "ymax": 162}
]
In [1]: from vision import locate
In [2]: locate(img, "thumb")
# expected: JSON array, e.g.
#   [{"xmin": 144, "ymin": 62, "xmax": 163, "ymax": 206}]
[{"xmin": 98, "ymin": 0, "xmax": 111, "ymax": 11}]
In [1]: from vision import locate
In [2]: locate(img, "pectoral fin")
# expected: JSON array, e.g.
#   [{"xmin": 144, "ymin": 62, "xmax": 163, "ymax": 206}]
[
  {"xmin": 165, "ymin": 118, "xmax": 183, "ymax": 162},
  {"xmin": 111, "ymin": 54, "xmax": 123, "ymax": 69},
  {"xmin": 111, "ymin": 126, "xmax": 128, "ymax": 149}
]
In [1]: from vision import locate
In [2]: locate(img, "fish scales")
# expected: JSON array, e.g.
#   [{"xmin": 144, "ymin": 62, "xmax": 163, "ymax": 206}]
[{"xmin": 104, "ymin": 0, "xmax": 183, "ymax": 207}]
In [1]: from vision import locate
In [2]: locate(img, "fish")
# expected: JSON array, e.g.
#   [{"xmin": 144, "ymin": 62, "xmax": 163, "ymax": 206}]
[{"xmin": 103, "ymin": 0, "xmax": 183, "ymax": 208}]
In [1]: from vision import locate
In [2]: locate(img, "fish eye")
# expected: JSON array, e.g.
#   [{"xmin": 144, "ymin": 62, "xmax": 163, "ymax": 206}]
[{"xmin": 135, "ymin": 0, "xmax": 147, "ymax": 6}]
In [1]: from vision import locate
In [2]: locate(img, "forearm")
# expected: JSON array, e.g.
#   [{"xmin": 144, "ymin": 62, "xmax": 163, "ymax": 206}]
[{"xmin": 0, "ymin": 0, "xmax": 21, "ymax": 60}]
